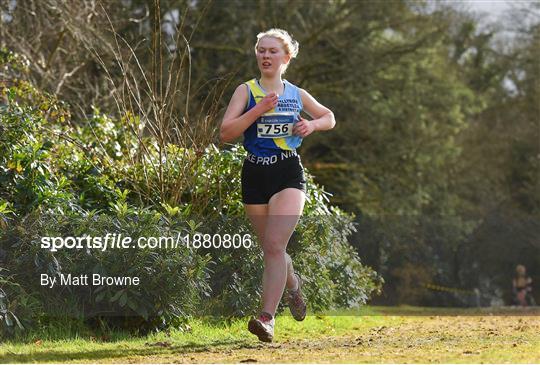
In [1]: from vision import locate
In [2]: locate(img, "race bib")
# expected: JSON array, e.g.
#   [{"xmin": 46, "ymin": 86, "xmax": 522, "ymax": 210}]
[{"xmin": 257, "ymin": 113, "xmax": 295, "ymax": 138}]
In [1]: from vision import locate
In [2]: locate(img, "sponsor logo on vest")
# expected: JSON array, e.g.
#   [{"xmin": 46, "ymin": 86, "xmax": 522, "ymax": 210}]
[{"xmin": 246, "ymin": 150, "xmax": 297, "ymax": 165}]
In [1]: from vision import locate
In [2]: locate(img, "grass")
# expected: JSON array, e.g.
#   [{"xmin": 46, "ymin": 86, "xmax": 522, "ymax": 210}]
[{"xmin": 1, "ymin": 306, "xmax": 539, "ymax": 363}]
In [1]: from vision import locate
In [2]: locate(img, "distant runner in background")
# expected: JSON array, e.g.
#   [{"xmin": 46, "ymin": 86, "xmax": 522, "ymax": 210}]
[{"xmin": 512, "ymin": 264, "xmax": 535, "ymax": 307}]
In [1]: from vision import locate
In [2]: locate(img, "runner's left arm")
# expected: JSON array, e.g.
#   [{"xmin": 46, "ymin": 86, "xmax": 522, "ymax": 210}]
[{"xmin": 293, "ymin": 88, "xmax": 335, "ymax": 137}]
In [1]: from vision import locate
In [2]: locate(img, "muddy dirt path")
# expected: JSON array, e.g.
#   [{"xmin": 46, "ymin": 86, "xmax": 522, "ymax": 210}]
[{"xmin": 117, "ymin": 313, "xmax": 540, "ymax": 363}]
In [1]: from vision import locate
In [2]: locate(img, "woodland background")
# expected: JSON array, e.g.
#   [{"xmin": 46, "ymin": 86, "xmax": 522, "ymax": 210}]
[{"xmin": 0, "ymin": 0, "xmax": 539, "ymax": 336}]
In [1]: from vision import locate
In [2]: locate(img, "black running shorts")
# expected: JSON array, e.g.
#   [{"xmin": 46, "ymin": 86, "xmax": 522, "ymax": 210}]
[{"xmin": 241, "ymin": 152, "xmax": 307, "ymax": 204}]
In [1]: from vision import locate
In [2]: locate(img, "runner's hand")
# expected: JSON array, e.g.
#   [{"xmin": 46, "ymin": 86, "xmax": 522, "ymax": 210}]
[
  {"xmin": 293, "ymin": 116, "xmax": 315, "ymax": 137},
  {"xmin": 256, "ymin": 92, "xmax": 279, "ymax": 114}
]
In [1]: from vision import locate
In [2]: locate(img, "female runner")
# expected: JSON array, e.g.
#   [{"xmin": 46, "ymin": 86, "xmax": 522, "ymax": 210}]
[{"xmin": 220, "ymin": 28, "xmax": 335, "ymax": 342}]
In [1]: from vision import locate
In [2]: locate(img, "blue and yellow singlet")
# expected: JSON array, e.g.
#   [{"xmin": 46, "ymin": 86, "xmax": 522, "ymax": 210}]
[{"xmin": 243, "ymin": 78, "xmax": 303, "ymax": 157}]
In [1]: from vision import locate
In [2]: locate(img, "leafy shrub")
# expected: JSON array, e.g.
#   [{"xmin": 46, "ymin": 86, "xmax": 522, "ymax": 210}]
[
  {"xmin": 1, "ymin": 205, "xmax": 210, "ymax": 335},
  {"xmin": 0, "ymin": 268, "xmax": 41, "ymax": 338},
  {"xmin": 0, "ymin": 49, "xmax": 381, "ymax": 337},
  {"xmin": 187, "ymin": 147, "xmax": 383, "ymax": 316}
]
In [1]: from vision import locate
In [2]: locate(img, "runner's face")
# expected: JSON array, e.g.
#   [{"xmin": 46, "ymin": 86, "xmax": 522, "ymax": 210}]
[{"xmin": 256, "ymin": 37, "xmax": 290, "ymax": 76}]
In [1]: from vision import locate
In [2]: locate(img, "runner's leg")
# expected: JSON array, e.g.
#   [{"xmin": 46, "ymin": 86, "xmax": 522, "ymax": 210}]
[
  {"xmin": 260, "ymin": 188, "xmax": 305, "ymax": 316},
  {"xmin": 285, "ymin": 253, "xmax": 298, "ymax": 290},
  {"xmin": 245, "ymin": 204, "xmax": 299, "ymax": 293},
  {"xmin": 245, "ymin": 204, "xmax": 268, "ymax": 243}
]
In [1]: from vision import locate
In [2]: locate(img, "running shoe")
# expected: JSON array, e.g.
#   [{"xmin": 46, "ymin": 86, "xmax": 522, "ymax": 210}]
[
  {"xmin": 248, "ymin": 311, "xmax": 274, "ymax": 342},
  {"xmin": 287, "ymin": 273, "xmax": 307, "ymax": 321}
]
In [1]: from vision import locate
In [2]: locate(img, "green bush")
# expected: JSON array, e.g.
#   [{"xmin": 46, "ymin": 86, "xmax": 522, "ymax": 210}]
[
  {"xmin": 1, "ymin": 206, "xmax": 210, "ymax": 335},
  {"xmin": 0, "ymin": 268, "xmax": 41, "ymax": 338},
  {"xmin": 0, "ymin": 49, "xmax": 381, "ymax": 338},
  {"xmin": 187, "ymin": 148, "xmax": 383, "ymax": 316}
]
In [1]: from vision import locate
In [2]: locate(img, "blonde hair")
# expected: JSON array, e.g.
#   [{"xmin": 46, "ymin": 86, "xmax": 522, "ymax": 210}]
[{"xmin": 254, "ymin": 28, "xmax": 299, "ymax": 73}]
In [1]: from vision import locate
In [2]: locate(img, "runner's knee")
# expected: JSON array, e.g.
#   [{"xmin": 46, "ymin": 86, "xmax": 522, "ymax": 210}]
[{"xmin": 263, "ymin": 242, "xmax": 286, "ymax": 257}]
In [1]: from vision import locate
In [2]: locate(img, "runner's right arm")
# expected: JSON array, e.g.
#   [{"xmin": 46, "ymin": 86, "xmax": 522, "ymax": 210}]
[{"xmin": 220, "ymin": 85, "xmax": 278, "ymax": 143}]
